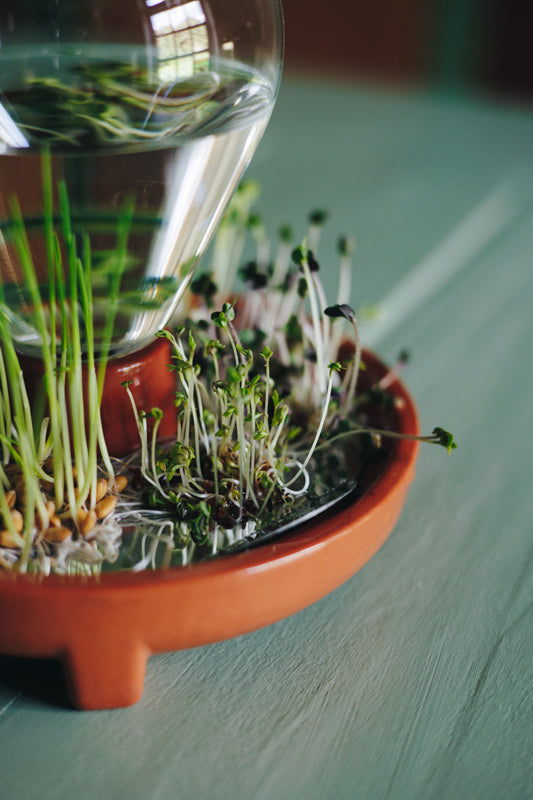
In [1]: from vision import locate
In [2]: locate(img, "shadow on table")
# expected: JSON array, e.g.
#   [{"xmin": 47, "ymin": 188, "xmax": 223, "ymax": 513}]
[{"xmin": 0, "ymin": 654, "xmax": 72, "ymax": 710}]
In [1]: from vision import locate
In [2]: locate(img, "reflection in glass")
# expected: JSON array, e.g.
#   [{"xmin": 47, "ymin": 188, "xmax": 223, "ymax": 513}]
[{"xmin": 148, "ymin": 1, "xmax": 210, "ymax": 80}]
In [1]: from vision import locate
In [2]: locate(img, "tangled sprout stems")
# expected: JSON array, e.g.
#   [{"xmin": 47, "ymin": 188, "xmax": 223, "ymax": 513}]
[
  {"xmin": 283, "ymin": 361, "xmax": 341, "ymax": 490},
  {"xmin": 127, "ymin": 310, "xmax": 299, "ymax": 534},
  {"xmin": 122, "ymin": 187, "xmax": 455, "ymax": 559},
  {"xmin": 0, "ymin": 171, "xmax": 456, "ymax": 573}
]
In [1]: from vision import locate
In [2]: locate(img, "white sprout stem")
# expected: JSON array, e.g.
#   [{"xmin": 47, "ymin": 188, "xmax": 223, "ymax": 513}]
[
  {"xmin": 255, "ymin": 477, "xmax": 278, "ymax": 519},
  {"xmin": 274, "ymin": 329, "xmax": 291, "ymax": 365},
  {"xmin": 311, "ymin": 270, "xmax": 331, "ymax": 364},
  {"xmin": 256, "ymin": 237, "xmax": 270, "ymax": 273},
  {"xmin": 283, "ymin": 369, "xmax": 334, "ymax": 490},
  {"xmin": 8, "ymin": 198, "xmax": 63, "ymax": 486},
  {"xmin": 277, "ymin": 277, "xmax": 299, "ymax": 331},
  {"xmin": 192, "ymin": 371, "xmax": 209, "ymax": 444},
  {"xmin": 59, "ymin": 183, "xmax": 88, "ymax": 495},
  {"xmin": 210, "ymin": 223, "xmax": 246, "ymax": 299},
  {"xmin": 57, "ymin": 360, "xmax": 78, "ymax": 517},
  {"xmin": 337, "ymin": 251, "xmax": 353, "ymax": 308},
  {"xmin": 36, "ymin": 418, "xmax": 51, "ymax": 463},
  {"xmin": 307, "ymin": 223, "xmax": 322, "ymax": 255},
  {"xmin": 130, "ymin": 521, "xmax": 173, "ymax": 572},
  {"xmin": 77, "ymin": 368, "xmax": 99, "ymax": 509},
  {"xmin": 67, "ymin": 292, "xmax": 88, "ymax": 491},
  {"xmin": 243, "ymin": 393, "xmax": 258, "ymax": 507},
  {"xmin": 342, "ymin": 317, "xmax": 362, "ymax": 416},
  {"xmin": 271, "ymin": 239, "xmax": 292, "ymax": 287},
  {"xmin": 76, "ymin": 238, "xmax": 100, "ymax": 509},
  {"xmin": 248, "ymin": 388, "xmax": 258, "ymax": 502},
  {"xmin": 269, "ymin": 407, "xmax": 289, "ymax": 452},
  {"xmin": 211, "ymin": 429, "xmax": 219, "ymax": 501},
  {"xmin": 185, "ymin": 373, "xmax": 204, "ymax": 480},
  {"xmin": 260, "ymin": 362, "xmax": 271, "ymax": 464},
  {"xmin": 225, "ymin": 318, "xmax": 246, "ymax": 372},
  {"xmin": 124, "ymin": 385, "xmax": 168, "ymax": 498},
  {"xmin": 261, "ymin": 415, "xmax": 288, "ymax": 490},
  {"xmin": 282, "ymin": 460, "xmax": 311, "ymax": 495},
  {"xmin": 235, "ymin": 394, "xmax": 247, "ymax": 510},
  {"xmin": 150, "ymin": 414, "xmax": 164, "ymax": 488},
  {"xmin": 50, "ymin": 236, "xmax": 66, "ymax": 501},
  {"xmin": 301, "ymin": 258, "xmax": 327, "ymax": 396}
]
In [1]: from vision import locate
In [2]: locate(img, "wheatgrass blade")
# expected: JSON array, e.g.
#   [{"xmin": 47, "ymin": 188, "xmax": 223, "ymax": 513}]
[
  {"xmin": 59, "ymin": 182, "xmax": 89, "ymax": 496},
  {"xmin": 95, "ymin": 197, "xmax": 136, "ymax": 484},
  {"xmin": 76, "ymin": 234, "xmax": 101, "ymax": 508}
]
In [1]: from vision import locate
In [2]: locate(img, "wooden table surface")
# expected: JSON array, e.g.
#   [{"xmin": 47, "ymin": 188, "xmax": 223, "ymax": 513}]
[{"xmin": 1, "ymin": 77, "xmax": 532, "ymax": 799}]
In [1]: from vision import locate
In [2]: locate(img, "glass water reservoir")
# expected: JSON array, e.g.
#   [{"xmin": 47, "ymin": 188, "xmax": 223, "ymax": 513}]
[{"xmin": 0, "ymin": 0, "xmax": 283, "ymax": 355}]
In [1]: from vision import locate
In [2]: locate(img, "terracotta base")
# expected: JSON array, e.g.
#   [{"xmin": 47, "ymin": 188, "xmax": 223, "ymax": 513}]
[
  {"xmin": 97, "ymin": 338, "xmax": 177, "ymax": 456},
  {"xmin": 0, "ymin": 351, "xmax": 419, "ymax": 710},
  {"xmin": 18, "ymin": 337, "xmax": 177, "ymax": 457}
]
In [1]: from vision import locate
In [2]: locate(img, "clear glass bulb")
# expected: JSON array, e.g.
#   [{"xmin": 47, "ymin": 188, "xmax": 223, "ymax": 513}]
[{"xmin": 0, "ymin": 0, "xmax": 283, "ymax": 355}]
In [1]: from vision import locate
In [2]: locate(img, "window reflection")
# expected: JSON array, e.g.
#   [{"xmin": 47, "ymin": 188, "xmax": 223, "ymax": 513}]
[
  {"xmin": 145, "ymin": 1, "xmax": 210, "ymax": 81},
  {"xmin": 0, "ymin": 102, "xmax": 29, "ymax": 151}
]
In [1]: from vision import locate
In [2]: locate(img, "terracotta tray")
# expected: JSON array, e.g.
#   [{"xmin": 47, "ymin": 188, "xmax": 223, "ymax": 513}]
[{"xmin": 0, "ymin": 351, "xmax": 419, "ymax": 709}]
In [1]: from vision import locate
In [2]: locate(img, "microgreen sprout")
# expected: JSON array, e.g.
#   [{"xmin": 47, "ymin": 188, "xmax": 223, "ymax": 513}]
[
  {"xmin": 121, "ymin": 190, "xmax": 455, "ymax": 561},
  {"xmin": 0, "ymin": 165, "xmax": 455, "ymax": 573},
  {"xmin": 126, "ymin": 307, "xmax": 297, "ymax": 542},
  {"xmin": 324, "ymin": 304, "xmax": 362, "ymax": 414}
]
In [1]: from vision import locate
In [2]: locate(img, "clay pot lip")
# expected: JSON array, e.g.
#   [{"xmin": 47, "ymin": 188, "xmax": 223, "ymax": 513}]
[{"xmin": 0, "ymin": 349, "xmax": 419, "ymax": 595}]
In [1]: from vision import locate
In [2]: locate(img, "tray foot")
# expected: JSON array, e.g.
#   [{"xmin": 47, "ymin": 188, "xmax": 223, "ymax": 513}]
[{"xmin": 61, "ymin": 641, "xmax": 149, "ymax": 710}]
